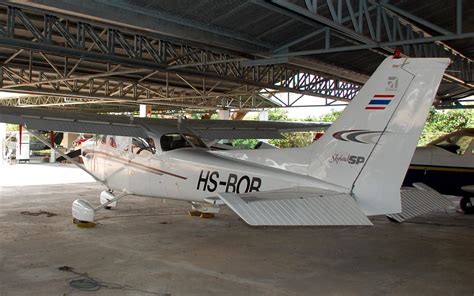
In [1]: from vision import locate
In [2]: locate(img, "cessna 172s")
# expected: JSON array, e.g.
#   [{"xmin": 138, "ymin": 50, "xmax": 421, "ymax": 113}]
[{"xmin": 0, "ymin": 56, "xmax": 452, "ymax": 226}]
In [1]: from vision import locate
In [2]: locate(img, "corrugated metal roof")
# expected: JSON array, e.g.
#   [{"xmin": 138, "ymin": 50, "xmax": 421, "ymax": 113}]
[
  {"xmin": 119, "ymin": 0, "xmax": 473, "ymax": 100},
  {"xmin": 5, "ymin": 0, "xmax": 472, "ymax": 110}
]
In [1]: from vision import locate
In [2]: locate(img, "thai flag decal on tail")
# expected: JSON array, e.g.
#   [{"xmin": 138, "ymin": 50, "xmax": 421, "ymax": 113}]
[{"xmin": 365, "ymin": 94, "xmax": 394, "ymax": 110}]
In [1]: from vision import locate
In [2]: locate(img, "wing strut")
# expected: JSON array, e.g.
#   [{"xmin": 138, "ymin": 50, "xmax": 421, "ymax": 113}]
[{"xmin": 26, "ymin": 128, "xmax": 105, "ymax": 184}]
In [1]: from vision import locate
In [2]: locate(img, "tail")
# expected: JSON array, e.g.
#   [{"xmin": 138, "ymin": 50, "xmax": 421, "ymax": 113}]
[{"xmin": 307, "ymin": 56, "xmax": 450, "ymax": 215}]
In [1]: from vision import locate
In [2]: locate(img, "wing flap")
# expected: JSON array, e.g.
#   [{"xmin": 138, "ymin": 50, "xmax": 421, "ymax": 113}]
[
  {"xmin": 196, "ymin": 129, "xmax": 284, "ymax": 140},
  {"xmin": 184, "ymin": 120, "xmax": 330, "ymax": 139},
  {"xmin": 217, "ymin": 189, "xmax": 372, "ymax": 226}
]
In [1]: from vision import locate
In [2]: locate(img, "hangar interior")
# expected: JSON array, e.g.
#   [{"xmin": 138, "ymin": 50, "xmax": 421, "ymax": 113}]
[
  {"xmin": 0, "ymin": 0, "xmax": 471, "ymax": 112},
  {"xmin": 0, "ymin": 1, "xmax": 473, "ymax": 295}
]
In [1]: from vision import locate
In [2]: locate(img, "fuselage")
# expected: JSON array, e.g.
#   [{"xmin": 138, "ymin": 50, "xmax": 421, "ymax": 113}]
[
  {"xmin": 404, "ymin": 145, "xmax": 474, "ymax": 196},
  {"xmin": 81, "ymin": 135, "xmax": 347, "ymax": 202}
]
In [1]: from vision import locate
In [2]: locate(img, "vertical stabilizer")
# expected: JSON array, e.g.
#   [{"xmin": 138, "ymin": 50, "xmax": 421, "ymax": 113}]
[{"xmin": 307, "ymin": 57, "xmax": 450, "ymax": 215}]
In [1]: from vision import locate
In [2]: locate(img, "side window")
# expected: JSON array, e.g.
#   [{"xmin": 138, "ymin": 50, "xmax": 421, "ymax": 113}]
[
  {"xmin": 131, "ymin": 137, "xmax": 156, "ymax": 155},
  {"xmin": 455, "ymin": 136, "xmax": 472, "ymax": 155},
  {"xmin": 160, "ymin": 134, "xmax": 190, "ymax": 151},
  {"xmin": 160, "ymin": 133, "xmax": 207, "ymax": 151}
]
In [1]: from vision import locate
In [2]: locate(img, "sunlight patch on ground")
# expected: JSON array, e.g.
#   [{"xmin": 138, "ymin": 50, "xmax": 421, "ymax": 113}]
[{"xmin": 0, "ymin": 163, "xmax": 95, "ymax": 186}]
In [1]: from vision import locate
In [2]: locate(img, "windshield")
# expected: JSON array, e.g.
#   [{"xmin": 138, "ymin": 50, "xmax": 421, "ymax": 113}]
[{"xmin": 435, "ymin": 135, "xmax": 473, "ymax": 155}]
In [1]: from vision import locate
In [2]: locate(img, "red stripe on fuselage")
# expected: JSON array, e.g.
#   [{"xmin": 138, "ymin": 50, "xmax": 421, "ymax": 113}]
[
  {"xmin": 365, "ymin": 106, "xmax": 386, "ymax": 110},
  {"xmin": 373, "ymin": 94, "xmax": 395, "ymax": 98},
  {"xmin": 82, "ymin": 150, "xmax": 187, "ymax": 180}
]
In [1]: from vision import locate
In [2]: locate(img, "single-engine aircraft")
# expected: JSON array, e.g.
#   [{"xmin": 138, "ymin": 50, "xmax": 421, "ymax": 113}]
[
  {"xmin": 0, "ymin": 56, "xmax": 452, "ymax": 226},
  {"xmin": 404, "ymin": 128, "xmax": 474, "ymax": 213}
]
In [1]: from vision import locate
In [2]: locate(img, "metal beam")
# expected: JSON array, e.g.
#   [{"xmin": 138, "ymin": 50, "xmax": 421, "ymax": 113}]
[
  {"xmin": 265, "ymin": 0, "xmax": 378, "ymax": 46},
  {"xmin": 2, "ymin": 69, "xmax": 149, "ymax": 89},
  {"xmin": 0, "ymin": 4, "xmax": 362, "ymax": 103},
  {"xmin": 271, "ymin": 32, "xmax": 474, "ymax": 58},
  {"xmin": 8, "ymin": 0, "xmax": 271, "ymax": 53},
  {"xmin": 378, "ymin": 1, "xmax": 452, "ymax": 36},
  {"xmin": 257, "ymin": 0, "xmax": 473, "ymax": 87}
]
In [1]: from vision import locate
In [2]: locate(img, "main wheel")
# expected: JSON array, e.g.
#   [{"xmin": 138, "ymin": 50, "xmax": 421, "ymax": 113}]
[{"xmin": 460, "ymin": 196, "xmax": 474, "ymax": 214}]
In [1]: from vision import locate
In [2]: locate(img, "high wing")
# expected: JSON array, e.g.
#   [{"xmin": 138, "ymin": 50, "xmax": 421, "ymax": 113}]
[
  {"xmin": 217, "ymin": 187, "xmax": 373, "ymax": 226},
  {"xmin": 0, "ymin": 106, "xmax": 329, "ymax": 139}
]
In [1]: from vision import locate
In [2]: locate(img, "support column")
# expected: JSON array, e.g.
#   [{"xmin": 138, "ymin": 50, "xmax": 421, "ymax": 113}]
[
  {"xmin": 0, "ymin": 122, "xmax": 6, "ymax": 165},
  {"xmin": 218, "ymin": 110, "xmax": 231, "ymax": 145},
  {"xmin": 49, "ymin": 131, "xmax": 55, "ymax": 163},
  {"xmin": 218, "ymin": 109, "xmax": 230, "ymax": 119},
  {"xmin": 50, "ymin": 146, "xmax": 56, "ymax": 163},
  {"xmin": 61, "ymin": 133, "xmax": 79, "ymax": 150},
  {"xmin": 259, "ymin": 110, "xmax": 269, "ymax": 143},
  {"xmin": 140, "ymin": 104, "xmax": 152, "ymax": 118}
]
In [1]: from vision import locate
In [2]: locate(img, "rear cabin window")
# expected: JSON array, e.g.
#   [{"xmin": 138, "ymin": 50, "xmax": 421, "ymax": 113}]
[{"xmin": 160, "ymin": 133, "xmax": 206, "ymax": 151}]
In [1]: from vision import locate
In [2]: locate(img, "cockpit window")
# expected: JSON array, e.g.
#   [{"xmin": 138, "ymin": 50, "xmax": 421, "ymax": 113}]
[
  {"xmin": 160, "ymin": 133, "xmax": 207, "ymax": 151},
  {"xmin": 131, "ymin": 137, "xmax": 156, "ymax": 154}
]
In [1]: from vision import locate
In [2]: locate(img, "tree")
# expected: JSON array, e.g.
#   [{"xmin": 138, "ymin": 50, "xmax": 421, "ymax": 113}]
[
  {"xmin": 269, "ymin": 132, "xmax": 313, "ymax": 148},
  {"xmin": 269, "ymin": 109, "xmax": 314, "ymax": 148},
  {"xmin": 419, "ymin": 108, "xmax": 474, "ymax": 145},
  {"xmin": 268, "ymin": 108, "xmax": 289, "ymax": 121},
  {"xmin": 317, "ymin": 110, "xmax": 342, "ymax": 122}
]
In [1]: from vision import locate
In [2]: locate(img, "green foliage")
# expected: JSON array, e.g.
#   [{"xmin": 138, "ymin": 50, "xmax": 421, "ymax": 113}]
[
  {"xmin": 419, "ymin": 108, "xmax": 474, "ymax": 146},
  {"xmin": 269, "ymin": 132, "xmax": 313, "ymax": 148},
  {"xmin": 267, "ymin": 109, "xmax": 342, "ymax": 148},
  {"xmin": 317, "ymin": 110, "xmax": 342, "ymax": 122},
  {"xmin": 6, "ymin": 124, "xmax": 19, "ymax": 132},
  {"xmin": 268, "ymin": 109, "xmax": 289, "ymax": 121},
  {"xmin": 302, "ymin": 109, "xmax": 342, "ymax": 123},
  {"xmin": 232, "ymin": 138, "xmax": 259, "ymax": 149}
]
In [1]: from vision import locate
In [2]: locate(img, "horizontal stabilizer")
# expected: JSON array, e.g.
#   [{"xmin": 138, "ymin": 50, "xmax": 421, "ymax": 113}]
[
  {"xmin": 386, "ymin": 183, "xmax": 452, "ymax": 222},
  {"xmin": 217, "ymin": 188, "xmax": 372, "ymax": 226}
]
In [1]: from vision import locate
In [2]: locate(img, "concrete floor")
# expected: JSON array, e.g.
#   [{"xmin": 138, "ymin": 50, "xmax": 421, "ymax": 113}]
[{"xmin": 0, "ymin": 168, "xmax": 474, "ymax": 295}]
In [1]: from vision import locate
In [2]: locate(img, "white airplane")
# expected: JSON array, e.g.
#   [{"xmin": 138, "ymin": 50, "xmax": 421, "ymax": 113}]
[
  {"xmin": 404, "ymin": 128, "xmax": 474, "ymax": 213},
  {"xmin": 0, "ymin": 56, "xmax": 452, "ymax": 226}
]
